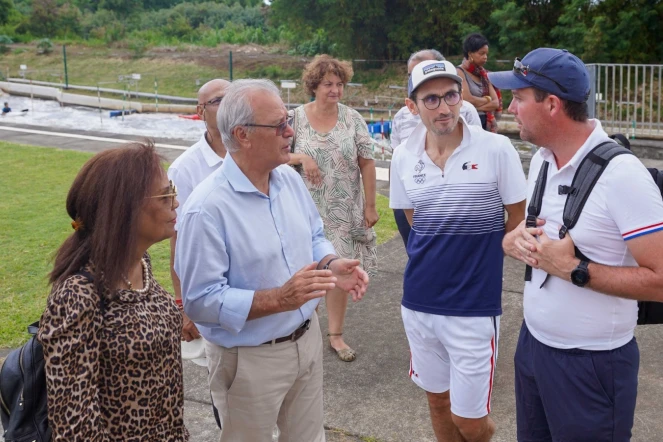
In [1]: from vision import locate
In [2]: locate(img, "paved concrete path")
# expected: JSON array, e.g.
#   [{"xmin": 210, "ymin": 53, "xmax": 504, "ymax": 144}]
[
  {"xmin": 178, "ymin": 237, "xmax": 663, "ymax": 442},
  {"xmin": 2, "ymin": 124, "xmax": 663, "ymax": 441}
]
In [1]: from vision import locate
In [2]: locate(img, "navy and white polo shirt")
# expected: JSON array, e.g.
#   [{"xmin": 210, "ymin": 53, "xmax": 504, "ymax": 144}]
[{"xmin": 390, "ymin": 117, "xmax": 527, "ymax": 317}]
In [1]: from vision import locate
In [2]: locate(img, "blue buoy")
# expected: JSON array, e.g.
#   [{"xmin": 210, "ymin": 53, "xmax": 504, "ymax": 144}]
[{"xmin": 110, "ymin": 109, "xmax": 137, "ymax": 118}]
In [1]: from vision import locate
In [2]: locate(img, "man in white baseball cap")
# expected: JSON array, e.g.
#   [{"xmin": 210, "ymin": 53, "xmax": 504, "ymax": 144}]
[{"xmin": 390, "ymin": 59, "xmax": 527, "ymax": 441}]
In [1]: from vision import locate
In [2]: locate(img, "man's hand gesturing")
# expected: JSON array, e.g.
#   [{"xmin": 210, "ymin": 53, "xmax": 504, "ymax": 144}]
[
  {"xmin": 328, "ymin": 258, "xmax": 370, "ymax": 302},
  {"xmin": 276, "ymin": 262, "xmax": 337, "ymax": 311}
]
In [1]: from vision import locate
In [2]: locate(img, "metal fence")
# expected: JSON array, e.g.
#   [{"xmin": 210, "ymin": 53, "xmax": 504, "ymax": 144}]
[{"xmin": 587, "ymin": 64, "xmax": 662, "ymax": 137}]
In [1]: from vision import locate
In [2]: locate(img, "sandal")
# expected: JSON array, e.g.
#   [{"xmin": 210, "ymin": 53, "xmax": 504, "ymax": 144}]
[{"xmin": 328, "ymin": 333, "xmax": 356, "ymax": 362}]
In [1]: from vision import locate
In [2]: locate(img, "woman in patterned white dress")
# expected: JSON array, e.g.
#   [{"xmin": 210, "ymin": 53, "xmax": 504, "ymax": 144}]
[{"xmin": 288, "ymin": 55, "xmax": 378, "ymax": 362}]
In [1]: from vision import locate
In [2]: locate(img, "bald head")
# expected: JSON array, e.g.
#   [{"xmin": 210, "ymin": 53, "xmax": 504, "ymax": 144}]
[
  {"xmin": 407, "ymin": 49, "xmax": 445, "ymax": 74},
  {"xmin": 197, "ymin": 79, "xmax": 231, "ymax": 105}
]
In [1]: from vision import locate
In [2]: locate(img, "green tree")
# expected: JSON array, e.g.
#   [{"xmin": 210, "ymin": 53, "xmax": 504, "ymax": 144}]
[
  {"xmin": 0, "ymin": 0, "xmax": 13, "ymax": 25},
  {"xmin": 550, "ymin": 0, "xmax": 591, "ymax": 57},
  {"xmin": 57, "ymin": 2, "xmax": 83, "ymax": 37},
  {"xmin": 28, "ymin": 0, "xmax": 59, "ymax": 37},
  {"xmin": 97, "ymin": 0, "xmax": 142, "ymax": 16}
]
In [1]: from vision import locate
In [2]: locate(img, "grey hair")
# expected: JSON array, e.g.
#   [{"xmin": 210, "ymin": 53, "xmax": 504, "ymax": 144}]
[
  {"xmin": 217, "ymin": 79, "xmax": 281, "ymax": 153},
  {"xmin": 407, "ymin": 49, "xmax": 445, "ymax": 67}
]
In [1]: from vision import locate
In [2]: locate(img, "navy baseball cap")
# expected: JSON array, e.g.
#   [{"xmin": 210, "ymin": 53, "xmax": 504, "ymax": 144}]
[{"xmin": 488, "ymin": 48, "xmax": 590, "ymax": 103}]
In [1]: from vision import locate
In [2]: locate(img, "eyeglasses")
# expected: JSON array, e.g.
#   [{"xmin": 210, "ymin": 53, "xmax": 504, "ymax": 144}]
[
  {"xmin": 419, "ymin": 90, "xmax": 462, "ymax": 110},
  {"xmin": 243, "ymin": 116, "xmax": 293, "ymax": 136},
  {"xmin": 201, "ymin": 96, "xmax": 223, "ymax": 109},
  {"xmin": 147, "ymin": 180, "xmax": 178, "ymax": 210},
  {"xmin": 513, "ymin": 58, "xmax": 568, "ymax": 94}
]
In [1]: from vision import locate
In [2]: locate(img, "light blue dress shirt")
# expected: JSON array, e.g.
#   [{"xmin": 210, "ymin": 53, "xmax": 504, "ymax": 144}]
[{"xmin": 175, "ymin": 153, "xmax": 336, "ymax": 347}]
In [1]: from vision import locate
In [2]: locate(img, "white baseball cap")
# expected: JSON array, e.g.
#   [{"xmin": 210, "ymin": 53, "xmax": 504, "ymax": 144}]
[{"xmin": 408, "ymin": 60, "xmax": 463, "ymax": 96}]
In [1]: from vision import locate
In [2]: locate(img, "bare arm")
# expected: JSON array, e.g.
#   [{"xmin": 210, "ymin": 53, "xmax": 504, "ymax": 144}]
[
  {"xmin": 288, "ymin": 152, "xmax": 322, "ymax": 186},
  {"xmin": 170, "ymin": 235, "xmax": 182, "ymax": 300},
  {"xmin": 287, "ymin": 153, "xmax": 311, "ymax": 166},
  {"xmin": 474, "ymin": 83, "xmax": 500, "ymax": 112},
  {"xmin": 460, "ymin": 82, "xmax": 488, "ymax": 109},
  {"xmin": 457, "ymin": 67, "xmax": 500, "ymax": 112},
  {"xmin": 404, "ymin": 208, "xmax": 414, "ymax": 226},
  {"xmin": 359, "ymin": 156, "xmax": 378, "ymax": 227},
  {"xmin": 247, "ymin": 263, "xmax": 336, "ymax": 320},
  {"xmin": 504, "ymin": 200, "xmax": 526, "ymax": 234},
  {"xmin": 524, "ymin": 228, "xmax": 663, "ymax": 302},
  {"xmin": 170, "ymin": 234, "xmax": 201, "ymax": 341},
  {"xmin": 584, "ymin": 232, "xmax": 663, "ymax": 301}
]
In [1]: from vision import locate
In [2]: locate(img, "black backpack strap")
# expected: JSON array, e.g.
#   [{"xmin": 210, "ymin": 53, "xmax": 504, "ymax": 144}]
[
  {"xmin": 524, "ymin": 161, "xmax": 550, "ymax": 282},
  {"xmin": 536, "ymin": 140, "xmax": 634, "ymax": 288},
  {"xmin": 559, "ymin": 141, "xmax": 634, "ymax": 239},
  {"xmin": 609, "ymin": 133, "xmax": 631, "ymax": 150},
  {"xmin": 27, "ymin": 321, "xmax": 40, "ymax": 336}
]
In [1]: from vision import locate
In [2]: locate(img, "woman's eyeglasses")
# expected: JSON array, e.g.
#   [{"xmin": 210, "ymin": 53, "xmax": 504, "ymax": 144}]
[
  {"xmin": 244, "ymin": 116, "xmax": 294, "ymax": 136},
  {"xmin": 419, "ymin": 90, "xmax": 462, "ymax": 110},
  {"xmin": 513, "ymin": 58, "xmax": 568, "ymax": 93},
  {"xmin": 147, "ymin": 180, "xmax": 178, "ymax": 210}
]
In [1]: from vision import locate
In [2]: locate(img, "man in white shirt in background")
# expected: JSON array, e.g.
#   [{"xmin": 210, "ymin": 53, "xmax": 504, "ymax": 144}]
[
  {"xmin": 493, "ymin": 48, "xmax": 663, "ymax": 441},
  {"xmin": 390, "ymin": 49, "xmax": 481, "ymax": 247},
  {"xmin": 168, "ymin": 78, "xmax": 230, "ymax": 340}
]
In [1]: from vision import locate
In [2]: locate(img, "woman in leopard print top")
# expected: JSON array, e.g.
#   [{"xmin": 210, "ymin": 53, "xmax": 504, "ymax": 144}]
[{"xmin": 37, "ymin": 142, "xmax": 189, "ymax": 441}]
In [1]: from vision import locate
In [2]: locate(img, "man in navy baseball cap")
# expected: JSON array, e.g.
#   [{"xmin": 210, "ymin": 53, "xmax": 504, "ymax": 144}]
[
  {"xmin": 488, "ymin": 48, "xmax": 590, "ymax": 103},
  {"xmin": 498, "ymin": 47, "xmax": 663, "ymax": 442}
]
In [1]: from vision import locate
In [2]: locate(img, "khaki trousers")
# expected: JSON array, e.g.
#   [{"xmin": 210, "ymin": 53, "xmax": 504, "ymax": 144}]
[{"xmin": 206, "ymin": 312, "xmax": 325, "ymax": 442}]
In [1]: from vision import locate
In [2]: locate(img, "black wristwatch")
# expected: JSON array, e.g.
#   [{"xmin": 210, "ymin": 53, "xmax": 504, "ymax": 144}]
[
  {"xmin": 322, "ymin": 257, "xmax": 339, "ymax": 270},
  {"xmin": 570, "ymin": 260, "xmax": 590, "ymax": 287}
]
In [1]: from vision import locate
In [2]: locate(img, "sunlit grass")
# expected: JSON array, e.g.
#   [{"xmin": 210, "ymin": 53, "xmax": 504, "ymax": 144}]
[{"xmin": 0, "ymin": 142, "xmax": 396, "ymax": 347}]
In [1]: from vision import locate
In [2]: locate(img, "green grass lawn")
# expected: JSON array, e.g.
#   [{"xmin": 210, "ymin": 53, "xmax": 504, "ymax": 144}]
[{"xmin": 0, "ymin": 142, "xmax": 397, "ymax": 348}]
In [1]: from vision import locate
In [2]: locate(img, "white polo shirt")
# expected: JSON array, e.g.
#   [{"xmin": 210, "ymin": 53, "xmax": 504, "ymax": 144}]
[
  {"xmin": 390, "ymin": 117, "xmax": 526, "ymax": 316},
  {"xmin": 525, "ymin": 119, "xmax": 663, "ymax": 351},
  {"xmin": 167, "ymin": 134, "xmax": 224, "ymax": 230}
]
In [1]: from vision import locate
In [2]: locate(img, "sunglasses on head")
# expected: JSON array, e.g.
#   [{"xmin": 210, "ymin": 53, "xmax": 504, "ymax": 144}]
[{"xmin": 513, "ymin": 57, "xmax": 568, "ymax": 94}]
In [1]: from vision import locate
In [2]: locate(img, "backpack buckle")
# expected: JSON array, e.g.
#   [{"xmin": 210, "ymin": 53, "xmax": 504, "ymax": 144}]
[
  {"xmin": 558, "ymin": 185, "xmax": 576, "ymax": 195},
  {"xmin": 525, "ymin": 214, "xmax": 538, "ymax": 228},
  {"xmin": 559, "ymin": 225, "xmax": 568, "ymax": 239}
]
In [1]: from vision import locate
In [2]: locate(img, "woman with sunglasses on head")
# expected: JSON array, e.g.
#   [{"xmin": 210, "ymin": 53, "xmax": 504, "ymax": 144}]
[
  {"xmin": 457, "ymin": 33, "xmax": 502, "ymax": 132},
  {"xmin": 38, "ymin": 142, "xmax": 189, "ymax": 441},
  {"xmin": 288, "ymin": 54, "xmax": 378, "ymax": 363}
]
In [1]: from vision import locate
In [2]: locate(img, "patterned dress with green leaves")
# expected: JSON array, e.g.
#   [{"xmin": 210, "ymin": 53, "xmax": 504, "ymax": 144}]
[{"xmin": 291, "ymin": 103, "xmax": 378, "ymax": 276}]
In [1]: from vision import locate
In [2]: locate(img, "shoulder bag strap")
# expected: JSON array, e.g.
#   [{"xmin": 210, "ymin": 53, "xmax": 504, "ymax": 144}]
[
  {"xmin": 537, "ymin": 140, "xmax": 633, "ymax": 288},
  {"xmin": 290, "ymin": 108, "xmax": 298, "ymax": 154},
  {"xmin": 524, "ymin": 161, "xmax": 550, "ymax": 282}
]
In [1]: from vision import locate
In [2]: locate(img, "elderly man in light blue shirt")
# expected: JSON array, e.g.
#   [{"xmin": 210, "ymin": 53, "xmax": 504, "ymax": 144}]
[{"xmin": 175, "ymin": 78, "xmax": 370, "ymax": 442}]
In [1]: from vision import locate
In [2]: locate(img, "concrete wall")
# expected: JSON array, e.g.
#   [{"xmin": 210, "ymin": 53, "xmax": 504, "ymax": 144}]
[{"xmin": 0, "ymin": 82, "xmax": 195, "ymax": 114}]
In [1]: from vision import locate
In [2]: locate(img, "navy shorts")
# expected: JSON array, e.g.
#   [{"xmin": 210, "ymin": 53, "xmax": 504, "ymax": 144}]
[{"xmin": 515, "ymin": 322, "xmax": 639, "ymax": 442}]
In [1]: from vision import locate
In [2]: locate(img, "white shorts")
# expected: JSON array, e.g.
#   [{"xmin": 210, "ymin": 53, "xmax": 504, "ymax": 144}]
[{"xmin": 401, "ymin": 305, "xmax": 500, "ymax": 419}]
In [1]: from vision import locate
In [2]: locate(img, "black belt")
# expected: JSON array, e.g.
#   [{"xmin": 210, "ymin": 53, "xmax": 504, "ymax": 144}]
[{"xmin": 262, "ymin": 319, "xmax": 311, "ymax": 345}]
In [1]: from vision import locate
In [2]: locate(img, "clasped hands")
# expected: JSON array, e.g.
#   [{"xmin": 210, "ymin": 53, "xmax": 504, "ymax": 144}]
[{"xmin": 503, "ymin": 218, "xmax": 580, "ymax": 281}]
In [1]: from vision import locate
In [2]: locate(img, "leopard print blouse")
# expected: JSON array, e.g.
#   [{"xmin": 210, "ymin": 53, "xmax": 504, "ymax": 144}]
[{"xmin": 38, "ymin": 256, "xmax": 189, "ymax": 441}]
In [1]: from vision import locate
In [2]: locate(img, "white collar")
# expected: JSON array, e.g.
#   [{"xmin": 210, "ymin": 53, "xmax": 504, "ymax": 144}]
[
  {"xmin": 537, "ymin": 119, "xmax": 608, "ymax": 172},
  {"xmin": 199, "ymin": 133, "xmax": 224, "ymax": 168}
]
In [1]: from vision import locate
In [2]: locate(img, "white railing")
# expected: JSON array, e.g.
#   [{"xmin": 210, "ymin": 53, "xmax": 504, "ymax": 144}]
[{"xmin": 587, "ymin": 64, "xmax": 662, "ymax": 137}]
